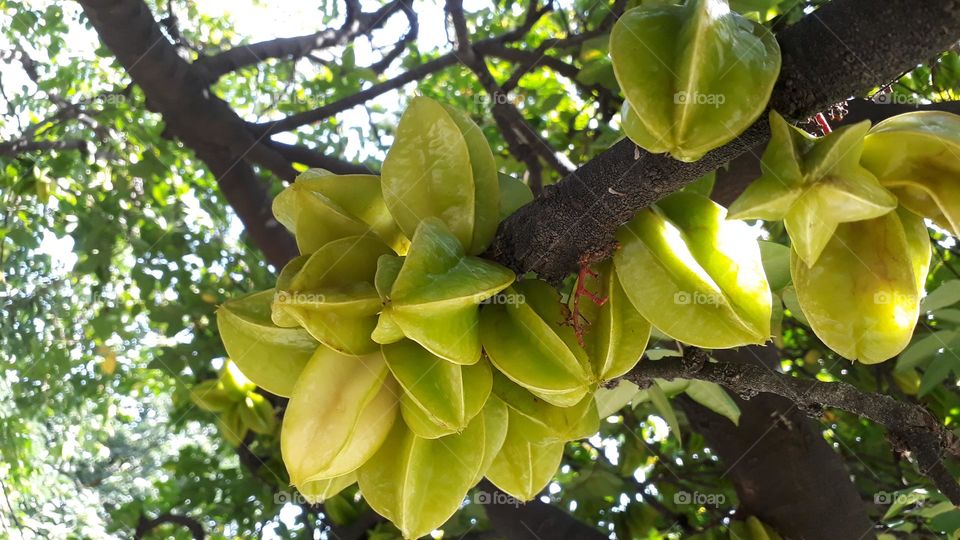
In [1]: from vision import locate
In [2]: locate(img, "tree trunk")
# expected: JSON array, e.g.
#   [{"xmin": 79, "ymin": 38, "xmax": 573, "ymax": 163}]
[{"xmin": 682, "ymin": 347, "xmax": 876, "ymax": 539}]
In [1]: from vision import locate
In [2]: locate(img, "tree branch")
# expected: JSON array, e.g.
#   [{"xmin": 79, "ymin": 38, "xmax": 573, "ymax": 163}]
[
  {"xmin": 486, "ymin": 0, "xmax": 960, "ymax": 283},
  {"xmin": 446, "ymin": 0, "xmax": 573, "ymax": 182},
  {"xmin": 250, "ymin": 1, "xmax": 616, "ymax": 136},
  {"xmin": 251, "ymin": 53, "xmax": 460, "ymax": 135},
  {"xmin": 194, "ymin": 0, "xmax": 410, "ymax": 84},
  {"xmin": 625, "ymin": 348, "xmax": 960, "ymax": 506},
  {"xmin": 265, "ymin": 140, "xmax": 373, "ymax": 175}
]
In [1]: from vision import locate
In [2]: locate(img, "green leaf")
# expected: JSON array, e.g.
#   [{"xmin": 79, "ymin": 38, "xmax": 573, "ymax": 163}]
[
  {"xmin": 918, "ymin": 354, "xmax": 957, "ymax": 397},
  {"xmin": 896, "ymin": 330, "xmax": 958, "ymax": 372},
  {"xmin": 595, "ymin": 380, "xmax": 640, "ymax": 418},
  {"xmin": 930, "ymin": 509, "xmax": 960, "ymax": 533},
  {"xmin": 684, "ymin": 380, "xmax": 740, "ymax": 425},
  {"xmin": 498, "ymin": 173, "xmax": 533, "ymax": 220},
  {"xmin": 758, "ymin": 241, "xmax": 791, "ymax": 291},
  {"xmin": 923, "ymin": 280, "xmax": 960, "ymax": 312},
  {"xmin": 648, "ymin": 382, "xmax": 681, "ymax": 444}
]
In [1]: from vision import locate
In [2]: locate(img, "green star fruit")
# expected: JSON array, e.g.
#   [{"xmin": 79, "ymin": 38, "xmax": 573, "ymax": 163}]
[
  {"xmin": 357, "ymin": 397, "xmax": 508, "ymax": 539},
  {"xmin": 297, "ymin": 472, "xmax": 357, "ymax": 505},
  {"xmin": 383, "ymin": 339, "xmax": 492, "ymax": 439},
  {"xmin": 371, "ymin": 254, "xmax": 406, "ymax": 344},
  {"xmin": 614, "ymin": 191, "xmax": 772, "ymax": 349},
  {"xmin": 575, "ymin": 259, "xmax": 652, "ymax": 381},
  {"xmin": 216, "ymin": 289, "xmax": 319, "ymax": 397},
  {"xmin": 492, "ymin": 371, "xmax": 598, "ymax": 444},
  {"xmin": 861, "ymin": 111, "xmax": 960, "ymax": 235},
  {"xmin": 485, "ymin": 407, "xmax": 565, "ymax": 501},
  {"xmin": 610, "ymin": 0, "xmax": 780, "ymax": 162},
  {"xmin": 281, "ymin": 347, "xmax": 398, "ymax": 486},
  {"xmin": 790, "ymin": 207, "xmax": 931, "ymax": 364},
  {"xmin": 381, "ymin": 96, "xmax": 500, "ymax": 255},
  {"xmin": 273, "ymin": 235, "xmax": 392, "ymax": 355},
  {"xmin": 480, "ymin": 279, "xmax": 594, "ymax": 407},
  {"xmin": 272, "ymin": 168, "xmax": 407, "ymax": 255},
  {"xmin": 728, "ymin": 111, "xmax": 898, "ymax": 266},
  {"xmin": 377, "ymin": 218, "xmax": 515, "ymax": 365}
]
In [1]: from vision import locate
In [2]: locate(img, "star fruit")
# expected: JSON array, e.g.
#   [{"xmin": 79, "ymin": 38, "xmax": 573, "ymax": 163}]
[
  {"xmin": 614, "ymin": 191, "xmax": 772, "ymax": 349},
  {"xmin": 861, "ymin": 111, "xmax": 960, "ymax": 235},
  {"xmin": 610, "ymin": 0, "xmax": 781, "ymax": 162},
  {"xmin": 790, "ymin": 207, "xmax": 931, "ymax": 364},
  {"xmin": 381, "ymin": 96, "xmax": 500, "ymax": 255},
  {"xmin": 375, "ymin": 218, "xmax": 514, "ymax": 365},
  {"xmin": 728, "ymin": 111, "xmax": 898, "ymax": 266},
  {"xmin": 272, "ymin": 168, "xmax": 407, "ymax": 255}
]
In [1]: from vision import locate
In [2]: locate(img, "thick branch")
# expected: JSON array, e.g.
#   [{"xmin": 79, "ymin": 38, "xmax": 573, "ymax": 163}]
[
  {"xmin": 625, "ymin": 350, "xmax": 960, "ymax": 505},
  {"xmin": 79, "ymin": 0, "xmax": 301, "ymax": 267},
  {"xmin": 673, "ymin": 348, "xmax": 875, "ymax": 538},
  {"xmin": 487, "ymin": 0, "xmax": 960, "ymax": 283}
]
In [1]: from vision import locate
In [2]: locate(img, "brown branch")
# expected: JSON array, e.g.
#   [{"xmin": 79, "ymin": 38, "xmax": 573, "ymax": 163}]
[
  {"xmin": 486, "ymin": 0, "xmax": 960, "ymax": 283},
  {"xmin": 134, "ymin": 511, "xmax": 205, "ymax": 540},
  {"xmin": 251, "ymin": 53, "xmax": 460, "ymax": 135},
  {"xmin": 674, "ymin": 348, "xmax": 875, "ymax": 538},
  {"xmin": 249, "ymin": 6, "xmax": 605, "ymax": 137},
  {"xmin": 366, "ymin": 1, "xmax": 418, "ymax": 74},
  {"xmin": 446, "ymin": 0, "xmax": 572, "ymax": 177},
  {"xmin": 194, "ymin": 0, "xmax": 409, "ymax": 83},
  {"xmin": 266, "ymin": 140, "xmax": 373, "ymax": 175},
  {"xmin": 624, "ymin": 349, "xmax": 960, "ymax": 505}
]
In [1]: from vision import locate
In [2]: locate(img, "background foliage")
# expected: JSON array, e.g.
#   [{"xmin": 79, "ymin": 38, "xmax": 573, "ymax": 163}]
[{"xmin": 3, "ymin": 0, "xmax": 960, "ymax": 538}]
